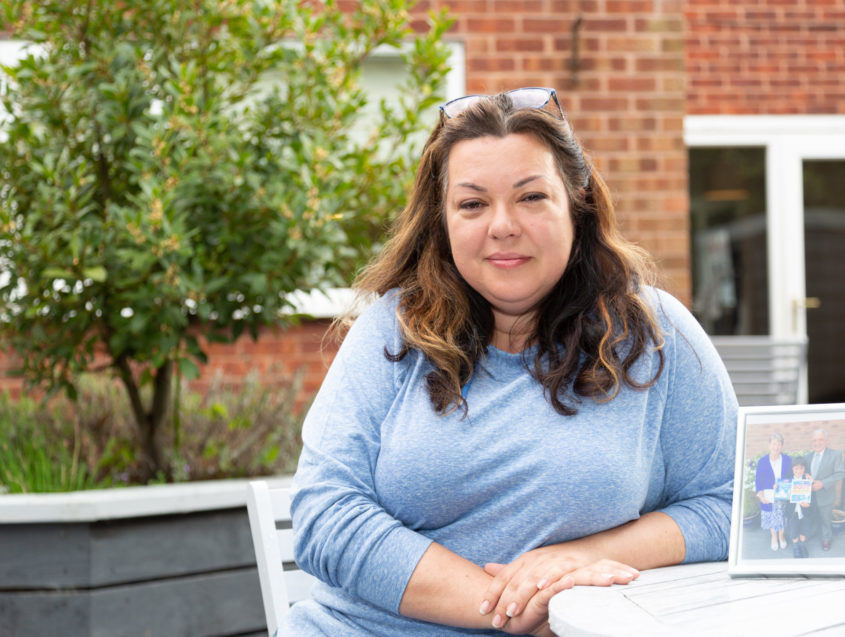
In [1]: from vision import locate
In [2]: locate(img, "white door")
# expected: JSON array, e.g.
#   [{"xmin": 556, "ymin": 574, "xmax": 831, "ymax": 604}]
[{"xmin": 687, "ymin": 116, "xmax": 845, "ymax": 404}]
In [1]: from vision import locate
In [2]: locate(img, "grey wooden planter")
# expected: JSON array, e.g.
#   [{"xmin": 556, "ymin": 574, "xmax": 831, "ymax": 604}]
[{"xmin": 0, "ymin": 477, "xmax": 291, "ymax": 637}]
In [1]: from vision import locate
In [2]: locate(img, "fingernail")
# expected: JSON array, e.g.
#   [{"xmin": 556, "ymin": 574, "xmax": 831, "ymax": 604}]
[
  {"xmin": 537, "ymin": 578, "xmax": 548, "ymax": 590},
  {"xmin": 603, "ymin": 573, "xmax": 614, "ymax": 579},
  {"xmin": 506, "ymin": 602, "xmax": 517, "ymax": 618},
  {"xmin": 479, "ymin": 600, "xmax": 490, "ymax": 615},
  {"xmin": 492, "ymin": 614, "xmax": 504, "ymax": 628}
]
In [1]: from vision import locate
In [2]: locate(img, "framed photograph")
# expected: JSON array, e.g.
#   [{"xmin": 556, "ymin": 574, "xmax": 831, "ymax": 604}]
[{"xmin": 729, "ymin": 403, "xmax": 845, "ymax": 576}]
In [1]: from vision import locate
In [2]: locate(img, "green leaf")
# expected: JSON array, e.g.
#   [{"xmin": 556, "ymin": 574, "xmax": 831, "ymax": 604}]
[
  {"xmin": 42, "ymin": 268, "xmax": 75, "ymax": 279},
  {"xmin": 82, "ymin": 266, "xmax": 107, "ymax": 283},
  {"xmin": 178, "ymin": 357, "xmax": 200, "ymax": 381}
]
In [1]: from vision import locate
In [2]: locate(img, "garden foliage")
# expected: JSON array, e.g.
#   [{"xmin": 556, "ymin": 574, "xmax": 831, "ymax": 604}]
[
  {"xmin": 0, "ymin": 372, "xmax": 305, "ymax": 492},
  {"xmin": 0, "ymin": 0, "xmax": 451, "ymax": 481}
]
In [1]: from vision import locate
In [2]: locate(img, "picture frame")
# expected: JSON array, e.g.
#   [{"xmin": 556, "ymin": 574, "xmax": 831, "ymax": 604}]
[{"xmin": 729, "ymin": 403, "xmax": 845, "ymax": 576}]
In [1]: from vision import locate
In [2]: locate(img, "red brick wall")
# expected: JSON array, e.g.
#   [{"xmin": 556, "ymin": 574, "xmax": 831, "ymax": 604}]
[
  {"xmin": 686, "ymin": 0, "xmax": 845, "ymax": 114},
  {"xmin": 194, "ymin": 321, "xmax": 340, "ymax": 413},
  {"xmin": 0, "ymin": 322, "xmax": 342, "ymax": 414},
  {"xmin": 0, "ymin": 348, "xmax": 24, "ymax": 398},
  {"xmin": 416, "ymin": 0, "xmax": 691, "ymax": 299},
  {"xmin": 744, "ymin": 419, "xmax": 845, "ymax": 462}
]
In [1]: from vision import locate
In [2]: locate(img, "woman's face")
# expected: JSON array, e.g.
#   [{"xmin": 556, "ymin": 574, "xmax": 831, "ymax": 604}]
[
  {"xmin": 444, "ymin": 133, "xmax": 574, "ymax": 333},
  {"xmin": 769, "ymin": 437, "xmax": 783, "ymax": 456}
]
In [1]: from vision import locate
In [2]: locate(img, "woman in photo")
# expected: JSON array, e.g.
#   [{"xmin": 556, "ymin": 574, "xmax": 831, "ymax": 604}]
[{"xmin": 755, "ymin": 433, "xmax": 792, "ymax": 551}]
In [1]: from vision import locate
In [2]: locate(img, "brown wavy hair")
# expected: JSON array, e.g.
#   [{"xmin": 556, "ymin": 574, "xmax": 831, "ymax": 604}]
[{"xmin": 353, "ymin": 92, "xmax": 664, "ymax": 416}]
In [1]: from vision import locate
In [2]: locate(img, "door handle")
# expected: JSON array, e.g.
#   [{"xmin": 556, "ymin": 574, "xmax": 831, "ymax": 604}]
[
  {"xmin": 792, "ymin": 297, "xmax": 821, "ymax": 310},
  {"xmin": 791, "ymin": 297, "xmax": 821, "ymax": 332}
]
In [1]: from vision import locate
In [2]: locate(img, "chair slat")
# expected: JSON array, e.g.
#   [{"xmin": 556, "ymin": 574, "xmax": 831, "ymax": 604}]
[
  {"xmin": 276, "ymin": 527, "xmax": 295, "ymax": 563},
  {"xmin": 709, "ymin": 336, "xmax": 807, "ymax": 406},
  {"xmin": 247, "ymin": 480, "xmax": 318, "ymax": 636}
]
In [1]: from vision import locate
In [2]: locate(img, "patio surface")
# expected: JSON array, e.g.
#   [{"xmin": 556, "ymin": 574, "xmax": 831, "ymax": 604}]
[{"xmin": 741, "ymin": 517, "xmax": 845, "ymax": 560}]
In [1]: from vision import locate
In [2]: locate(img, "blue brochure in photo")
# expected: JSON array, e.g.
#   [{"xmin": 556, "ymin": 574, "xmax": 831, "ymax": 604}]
[{"xmin": 774, "ymin": 479, "xmax": 791, "ymax": 501}]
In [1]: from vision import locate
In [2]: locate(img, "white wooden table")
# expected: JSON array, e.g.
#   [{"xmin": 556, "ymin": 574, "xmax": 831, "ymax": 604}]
[{"xmin": 548, "ymin": 561, "xmax": 845, "ymax": 636}]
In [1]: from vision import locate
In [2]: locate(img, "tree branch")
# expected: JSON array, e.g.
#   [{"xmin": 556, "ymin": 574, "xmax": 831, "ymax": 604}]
[{"xmin": 114, "ymin": 352, "xmax": 146, "ymax": 429}]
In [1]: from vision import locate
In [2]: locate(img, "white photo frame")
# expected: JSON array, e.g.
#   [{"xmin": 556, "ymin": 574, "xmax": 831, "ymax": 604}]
[{"xmin": 729, "ymin": 403, "xmax": 845, "ymax": 576}]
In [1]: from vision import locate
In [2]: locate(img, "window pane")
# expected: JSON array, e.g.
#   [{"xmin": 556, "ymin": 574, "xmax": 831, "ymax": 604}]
[
  {"xmin": 356, "ymin": 53, "xmax": 439, "ymax": 153},
  {"xmin": 689, "ymin": 147, "xmax": 768, "ymax": 335},
  {"xmin": 803, "ymin": 159, "xmax": 845, "ymax": 403}
]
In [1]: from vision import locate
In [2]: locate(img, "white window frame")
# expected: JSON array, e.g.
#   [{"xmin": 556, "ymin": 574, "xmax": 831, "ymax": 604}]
[
  {"xmin": 366, "ymin": 40, "xmax": 465, "ymax": 101},
  {"xmin": 684, "ymin": 115, "xmax": 845, "ymax": 339}
]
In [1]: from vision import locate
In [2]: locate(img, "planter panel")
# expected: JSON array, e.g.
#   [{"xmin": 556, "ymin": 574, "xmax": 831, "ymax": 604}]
[
  {"xmin": 0, "ymin": 478, "xmax": 292, "ymax": 636},
  {"xmin": 90, "ymin": 568, "xmax": 264, "ymax": 637},
  {"xmin": 0, "ymin": 523, "xmax": 90, "ymax": 588},
  {"xmin": 0, "ymin": 569, "xmax": 264, "ymax": 636},
  {"xmin": 89, "ymin": 508, "xmax": 255, "ymax": 587},
  {"xmin": 0, "ymin": 591, "xmax": 89, "ymax": 635}
]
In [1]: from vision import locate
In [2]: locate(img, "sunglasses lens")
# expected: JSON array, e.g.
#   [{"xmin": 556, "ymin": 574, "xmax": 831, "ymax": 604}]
[
  {"xmin": 508, "ymin": 88, "xmax": 552, "ymax": 110},
  {"xmin": 441, "ymin": 95, "xmax": 486, "ymax": 119},
  {"xmin": 440, "ymin": 88, "xmax": 561, "ymax": 119}
]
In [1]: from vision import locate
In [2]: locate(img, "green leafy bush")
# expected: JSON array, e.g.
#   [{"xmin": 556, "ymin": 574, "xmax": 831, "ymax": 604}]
[
  {"xmin": 0, "ymin": 0, "xmax": 451, "ymax": 481},
  {"xmin": 0, "ymin": 371, "xmax": 306, "ymax": 492},
  {"xmin": 168, "ymin": 370, "xmax": 307, "ymax": 482},
  {"xmin": 0, "ymin": 393, "xmax": 99, "ymax": 493}
]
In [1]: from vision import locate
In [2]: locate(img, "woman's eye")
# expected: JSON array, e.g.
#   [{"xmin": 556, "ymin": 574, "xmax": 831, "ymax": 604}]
[
  {"xmin": 522, "ymin": 192, "xmax": 547, "ymax": 202},
  {"xmin": 459, "ymin": 200, "xmax": 484, "ymax": 210}
]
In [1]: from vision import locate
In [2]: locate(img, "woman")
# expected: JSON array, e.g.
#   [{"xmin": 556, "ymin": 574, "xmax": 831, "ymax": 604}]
[
  {"xmin": 286, "ymin": 88, "xmax": 737, "ymax": 636},
  {"xmin": 755, "ymin": 433, "xmax": 792, "ymax": 551}
]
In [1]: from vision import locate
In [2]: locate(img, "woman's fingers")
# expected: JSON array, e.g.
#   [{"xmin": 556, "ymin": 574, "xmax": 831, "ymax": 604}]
[
  {"xmin": 483, "ymin": 562, "xmax": 506, "ymax": 577},
  {"xmin": 480, "ymin": 560, "xmax": 546, "ymax": 626},
  {"xmin": 568, "ymin": 560, "xmax": 640, "ymax": 587},
  {"xmin": 498, "ymin": 574, "xmax": 575, "ymax": 635},
  {"xmin": 481, "ymin": 561, "xmax": 579, "ymax": 628},
  {"xmin": 479, "ymin": 561, "xmax": 517, "ymax": 616},
  {"xmin": 479, "ymin": 554, "xmax": 640, "ymax": 631}
]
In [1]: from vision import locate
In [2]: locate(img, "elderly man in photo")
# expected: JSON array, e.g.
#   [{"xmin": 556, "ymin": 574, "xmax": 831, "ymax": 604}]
[{"xmin": 804, "ymin": 429, "xmax": 845, "ymax": 551}]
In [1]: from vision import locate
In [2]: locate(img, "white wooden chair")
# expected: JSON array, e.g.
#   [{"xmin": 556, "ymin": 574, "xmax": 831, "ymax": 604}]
[
  {"xmin": 246, "ymin": 480, "xmax": 318, "ymax": 636},
  {"xmin": 709, "ymin": 335, "xmax": 808, "ymax": 406}
]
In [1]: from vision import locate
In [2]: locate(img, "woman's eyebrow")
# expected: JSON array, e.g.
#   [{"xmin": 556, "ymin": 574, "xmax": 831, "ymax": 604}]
[
  {"xmin": 456, "ymin": 182, "xmax": 487, "ymax": 192},
  {"xmin": 513, "ymin": 175, "xmax": 542, "ymax": 188},
  {"xmin": 455, "ymin": 175, "xmax": 543, "ymax": 192}
]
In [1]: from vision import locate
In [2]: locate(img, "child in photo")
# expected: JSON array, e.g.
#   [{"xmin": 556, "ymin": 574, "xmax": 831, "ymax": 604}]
[{"xmin": 786, "ymin": 459, "xmax": 813, "ymax": 558}]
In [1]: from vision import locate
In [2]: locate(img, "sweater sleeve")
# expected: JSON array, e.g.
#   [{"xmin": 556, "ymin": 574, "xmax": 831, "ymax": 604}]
[
  {"xmin": 650, "ymin": 290, "xmax": 738, "ymax": 564},
  {"xmin": 289, "ymin": 293, "xmax": 434, "ymax": 614},
  {"xmin": 755, "ymin": 457, "xmax": 767, "ymax": 492}
]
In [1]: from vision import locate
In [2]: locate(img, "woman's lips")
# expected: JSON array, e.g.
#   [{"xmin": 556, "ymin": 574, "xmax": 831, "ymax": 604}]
[{"xmin": 486, "ymin": 253, "xmax": 531, "ymax": 268}]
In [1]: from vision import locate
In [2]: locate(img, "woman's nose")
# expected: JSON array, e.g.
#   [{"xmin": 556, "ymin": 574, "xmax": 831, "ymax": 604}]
[{"xmin": 488, "ymin": 204, "xmax": 520, "ymax": 239}]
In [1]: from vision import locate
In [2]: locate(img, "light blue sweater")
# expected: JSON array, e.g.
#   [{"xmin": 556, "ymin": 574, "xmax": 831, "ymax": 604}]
[{"xmin": 285, "ymin": 288, "xmax": 737, "ymax": 636}]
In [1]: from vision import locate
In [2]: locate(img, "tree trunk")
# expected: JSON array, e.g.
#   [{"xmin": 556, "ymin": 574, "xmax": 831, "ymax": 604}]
[
  {"xmin": 148, "ymin": 359, "xmax": 174, "ymax": 480},
  {"xmin": 115, "ymin": 355, "xmax": 174, "ymax": 482}
]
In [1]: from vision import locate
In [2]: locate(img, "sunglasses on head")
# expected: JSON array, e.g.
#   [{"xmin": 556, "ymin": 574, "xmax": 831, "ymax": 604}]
[{"xmin": 439, "ymin": 87, "xmax": 564, "ymax": 120}]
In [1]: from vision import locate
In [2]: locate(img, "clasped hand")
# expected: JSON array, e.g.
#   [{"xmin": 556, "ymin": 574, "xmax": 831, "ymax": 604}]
[{"xmin": 477, "ymin": 545, "xmax": 639, "ymax": 635}]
